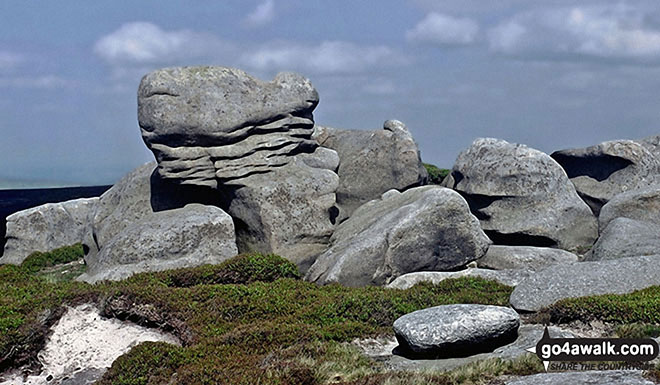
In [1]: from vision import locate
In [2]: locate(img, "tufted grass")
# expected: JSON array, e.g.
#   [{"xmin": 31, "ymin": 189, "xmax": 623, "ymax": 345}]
[{"xmin": 423, "ymin": 163, "xmax": 451, "ymax": 185}]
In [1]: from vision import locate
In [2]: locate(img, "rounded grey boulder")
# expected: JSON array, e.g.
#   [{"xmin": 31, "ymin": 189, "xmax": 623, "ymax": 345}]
[
  {"xmin": 79, "ymin": 204, "xmax": 238, "ymax": 283},
  {"xmin": 305, "ymin": 186, "xmax": 491, "ymax": 287},
  {"xmin": 313, "ymin": 121, "xmax": 427, "ymax": 219},
  {"xmin": 1, "ymin": 198, "xmax": 98, "ymax": 264},
  {"xmin": 586, "ymin": 217, "xmax": 660, "ymax": 261},
  {"xmin": 393, "ymin": 304, "xmax": 520, "ymax": 358},
  {"xmin": 478, "ymin": 245, "xmax": 578, "ymax": 271},
  {"xmin": 447, "ymin": 138, "xmax": 597, "ymax": 252},
  {"xmin": 598, "ymin": 184, "xmax": 660, "ymax": 232}
]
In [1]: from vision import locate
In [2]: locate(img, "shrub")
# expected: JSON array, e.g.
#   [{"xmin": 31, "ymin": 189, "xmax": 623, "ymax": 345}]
[{"xmin": 423, "ymin": 163, "xmax": 451, "ymax": 185}]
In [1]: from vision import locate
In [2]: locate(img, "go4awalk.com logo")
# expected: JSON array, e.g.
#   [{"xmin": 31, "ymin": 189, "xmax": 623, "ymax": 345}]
[{"xmin": 526, "ymin": 327, "xmax": 659, "ymax": 371}]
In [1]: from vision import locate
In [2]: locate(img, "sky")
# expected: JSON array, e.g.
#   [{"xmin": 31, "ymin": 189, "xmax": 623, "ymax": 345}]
[{"xmin": 2, "ymin": 0, "xmax": 660, "ymax": 187}]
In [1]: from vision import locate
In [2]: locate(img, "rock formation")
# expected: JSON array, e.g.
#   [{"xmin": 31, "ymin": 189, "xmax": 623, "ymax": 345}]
[
  {"xmin": 586, "ymin": 218, "xmax": 660, "ymax": 261},
  {"xmin": 478, "ymin": 246, "xmax": 578, "ymax": 271},
  {"xmin": 137, "ymin": 67, "xmax": 339, "ymax": 270},
  {"xmin": 444, "ymin": 138, "xmax": 597, "ymax": 251},
  {"xmin": 393, "ymin": 304, "xmax": 520, "ymax": 358},
  {"xmin": 551, "ymin": 140, "xmax": 660, "ymax": 214},
  {"xmin": 306, "ymin": 186, "xmax": 491, "ymax": 287},
  {"xmin": 1, "ymin": 198, "xmax": 97, "ymax": 264},
  {"xmin": 598, "ymin": 184, "xmax": 660, "ymax": 231},
  {"xmin": 313, "ymin": 120, "xmax": 427, "ymax": 219}
]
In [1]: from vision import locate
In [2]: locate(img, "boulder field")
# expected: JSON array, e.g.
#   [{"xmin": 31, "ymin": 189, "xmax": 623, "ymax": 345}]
[{"xmin": 3, "ymin": 66, "xmax": 660, "ymax": 371}]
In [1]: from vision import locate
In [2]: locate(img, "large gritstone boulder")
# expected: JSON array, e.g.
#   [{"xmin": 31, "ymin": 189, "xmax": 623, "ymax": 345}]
[
  {"xmin": 598, "ymin": 184, "xmax": 660, "ymax": 232},
  {"xmin": 137, "ymin": 67, "xmax": 339, "ymax": 269},
  {"xmin": 586, "ymin": 218, "xmax": 660, "ymax": 261},
  {"xmin": 1, "ymin": 198, "xmax": 97, "ymax": 264},
  {"xmin": 305, "ymin": 186, "xmax": 491, "ymax": 287},
  {"xmin": 551, "ymin": 140, "xmax": 660, "ymax": 215},
  {"xmin": 313, "ymin": 120, "xmax": 427, "ymax": 219},
  {"xmin": 510, "ymin": 255, "xmax": 660, "ymax": 312},
  {"xmin": 393, "ymin": 304, "xmax": 520, "ymax": 358},
  {"xmin": 445, "ymin": 138, "xmax": 597, "ymax": 252},
  {"xmin": 79, "ymin": 204, "xmax": 237, "ymax": 283}
]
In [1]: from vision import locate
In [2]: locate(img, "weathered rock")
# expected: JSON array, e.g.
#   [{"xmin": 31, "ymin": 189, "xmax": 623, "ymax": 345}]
[
  {"xmin": 370, "ymin": 325, "xmax": 575, "ymax": 372},
  {"xmin": 478, "ymin": 245, "xmax": 578, "ymax": 271},
  {"xmin": 1, "ymin": 198, "xmax": 98, "ymax": 265},
  {"xmin": 598, "ymin": 185, "xmax": 660, "ymax": 231},
  {"xmin": 79, "ymin": 204, "xmax": 237, "ymax": 283},
  {"xmin": 137, "ymin": 67, "xmax": 339, "ymax": 269},
  {"xmin": 306, "ymin": 186, "xmax": 491, "ymax": 287},
  {"xmin": 510, "ymin": 255, "xmax": 660, "ymax": 311},
  {"xmin": 386, "ymin": 268, "xmax": 533, "ymax": 289},
  {"xmin": 551, "ymin": 140, "xmax": 660, "ymax": 214},
  {"xmin": 447, "ymin": 138, "xmax": 597, "ymax": 251},
  {"xmin": 505, "ymin": 371, "xmax": 656, "ymax": 385},
  {"xmin": 639, "ymin": 134, "xmax": 660, "ymax": 161},
  {"xmin": 83, "ymin": 162, "xmax": 224, "ymax": 263},
  {"xmin": 586, "ymin": 218, "xmax": 660, "ymax": 261},
  {"xmin": 221, "ymin": 150, "xmax": 339, "ymax": 271},
  {"xmin": 138, "ymin": 66, "xmax": 320, "ymax": 188},
  {"xmin": 313, "ymin": 121, "xmax": 427, "ymax": 219},
  {"xmin": 393, "ymin": 304, "xmax": 520, "ymax": 358}
]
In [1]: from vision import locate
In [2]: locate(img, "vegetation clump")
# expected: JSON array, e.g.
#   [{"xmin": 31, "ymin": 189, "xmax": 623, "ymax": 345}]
[
  {"xmin": 20, "ymin": 243, "xmax": 84, "ymax": 273},
  {"xmin": 0, "ymin": 251, "xmax": 516, "ymax": 384},
  {"xmin": 423, "ymin": 163, "xmax": 451, "ymax": 185}
]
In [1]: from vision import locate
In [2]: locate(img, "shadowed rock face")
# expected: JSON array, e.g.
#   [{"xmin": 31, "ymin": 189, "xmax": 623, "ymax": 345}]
[
  {"xmin": 138, "ymin": 67, "xmax": 320, "ymax": 188},
  {"xmin": 445, "ymin": 138, "xmax": 597, "ymax": 252},
  {"xmin": 551, "ymin": 140, "xmax": 660, "ymax": 215}
]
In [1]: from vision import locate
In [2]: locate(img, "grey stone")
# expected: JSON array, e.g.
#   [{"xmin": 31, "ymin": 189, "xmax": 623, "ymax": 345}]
[
  {"xmin": 386, "ymin": 268, "xmax": 533, "ymax": 289},
  {"xmin": 393, "ymin": 304, "xmax": 520, "ymax": 358},
  {"xmin": 138, "ymin": 66, "xmax": 320, "ymax": 188},
  {"xmin": 551, "ymin": 140, "xmax": 660, "ymax": 214},
  {"xmin": 60, "ymin": 368, "xmax": 106, "ymax": 385},
  {"xmin": 639, "ymin": 134, "xmax": 660, "ymax": 161},
  {"xmin": 313, "ymin": 121, "xmax": 427, "ymax": 219},
  {"xmin": 1, "ymin": 197, "xmax": 98, "ymax": 265},
  {"xmin": 586, "ymin": 218, "xmax": 660, "ymax": 261},
  {"xmin": 79, "ymin": 204, "xmax": 237, "ymax": 283},
  {"xmin": 478, "ymin": 245, "xmax": 578, "ymax": 271},
  {"xmin": 447, "ymin": 138, "xmax": 597, "ymax": 252},
  {"xmin": 599, "ymin": 184, "xmax": 660, "ymax": 231},
  {"xmin": 505, "ymin": 371, "xmax": 656, "ymax": 385},
  {"xmin": 221, "ymin": 150, "xmax": 339, "ymax": 271},
  {"xmin": 375, "ymin": 325, "xmax": 574, "ymax": 372},
  {"xmin": 510, "ymin": 255, "xmax": 660, "ymax": 312},
  {"xmin": 305, "ymin": 186, "xmax": 491, "ymax": 287}
]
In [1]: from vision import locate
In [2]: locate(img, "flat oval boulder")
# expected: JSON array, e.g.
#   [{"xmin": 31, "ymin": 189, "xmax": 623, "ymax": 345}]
[
  {"xmin": 386, "ymin": 268, "xmax": 533, "ymax": 289},
  {"xmin": 510, "ymin": 255, "xmax": 660, "ymax": 312},
  {"xmin": 393, "ymin": 304, "xmax": 520, "ymax": 358}
]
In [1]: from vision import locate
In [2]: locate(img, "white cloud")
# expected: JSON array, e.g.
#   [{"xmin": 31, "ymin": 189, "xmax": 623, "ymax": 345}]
[
  {"xmin": 94, "ymin": 22, "xmax": 229, "ymax": 65},
  {"xmin": 0, "ymin": 51, "xmax": 24, "ymax": 72},
  {"xmin": 242, "ymin": 40, "xmax": 407, "ymax": 75},
  {"xmin": 245, "ymin": 0, "xmax": 275, "ymax": 27},
  {"xmin": 406, "ymin": 13, "xmax": 479, "ymax": 45},
  {"xmin": 489, "ymin": 5, "xmax": 660, "ymax": 62}
]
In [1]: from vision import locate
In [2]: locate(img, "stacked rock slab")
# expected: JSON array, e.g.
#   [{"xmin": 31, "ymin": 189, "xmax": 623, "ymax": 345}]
[
  {"xmin": 445, "ymin": 138, "xmax": 597, "ymax": 252},
  {"xmin": 305, "ymin": 186, "xmax": 491, "ymax": 287},
  {"xmin": 313, "ymin": 120, "xmax": 427, "ymax": 219},
  {"xmin": 551, "ymin": 140, "xmax": 660, "ymax": 215},
  {"xmin": 138, "ymin": 67, "xmax": 339, "ymax": 270},
  {"xmin": 0, "ymin": 197, "xmax": 97, "ymax": 264}
]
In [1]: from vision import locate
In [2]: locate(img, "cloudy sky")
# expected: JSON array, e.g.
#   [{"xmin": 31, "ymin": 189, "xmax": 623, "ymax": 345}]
[{"xmin": 2, "ymin": 0, "xmax": 660, "ymax": 186}]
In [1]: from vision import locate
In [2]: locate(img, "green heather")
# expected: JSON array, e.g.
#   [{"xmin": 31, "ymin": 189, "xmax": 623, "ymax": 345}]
[
  {"xmin": 3, "ymin": 246, "xmax": 660, "ymax": 384},
  {"xmin": 423, "ymin": 163, "xmax": 451, "ymax": 185}
]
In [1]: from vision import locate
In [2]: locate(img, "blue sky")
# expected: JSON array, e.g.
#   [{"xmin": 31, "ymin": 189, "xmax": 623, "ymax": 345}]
[{"xmin": 2, "ymin": 0, "xmax": 660, "ymax": 186}]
